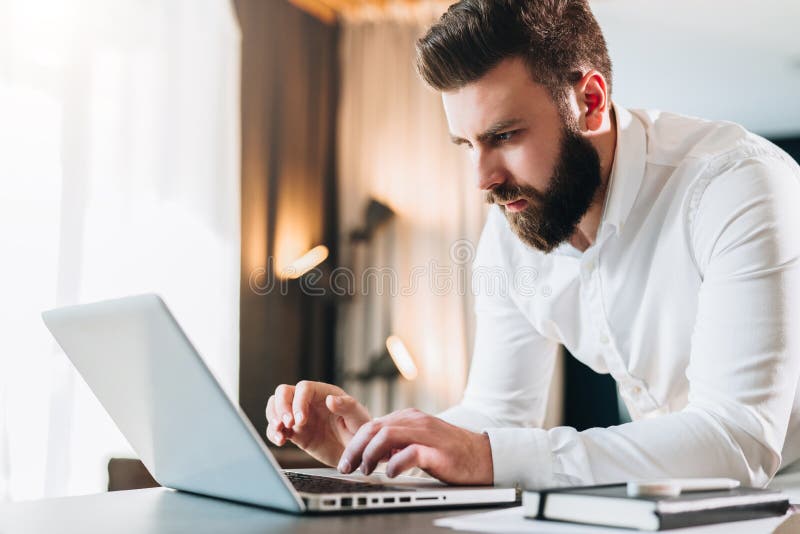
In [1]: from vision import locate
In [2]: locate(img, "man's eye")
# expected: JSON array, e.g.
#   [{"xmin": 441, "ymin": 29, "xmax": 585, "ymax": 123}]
[{"xmin": 494, "ymin": 131, "xmax": 516, "ymax": 143}]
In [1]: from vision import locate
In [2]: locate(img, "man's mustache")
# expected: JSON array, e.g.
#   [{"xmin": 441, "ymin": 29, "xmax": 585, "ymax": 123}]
[{"xmin": 486, "ymin": 183, "xmax": 543, "ymax": 205}]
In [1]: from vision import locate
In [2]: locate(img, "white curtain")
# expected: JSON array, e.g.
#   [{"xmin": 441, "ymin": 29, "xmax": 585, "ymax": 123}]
[
  {"xmin": 0, "ymin": 0, "xmax": 241, "ymax": 501},
  {"xmin": 337, "ymin": 5, "xmax": 564, "ymax": 425},
  {"xmin": 337, "ymin": 9, "xmax": 487, "ymax": 416}
]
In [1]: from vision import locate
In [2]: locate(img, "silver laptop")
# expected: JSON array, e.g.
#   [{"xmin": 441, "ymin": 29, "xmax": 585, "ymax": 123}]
[{"xmin": 42, "ymin": 294, "xmax": 516, "ymax": 513}]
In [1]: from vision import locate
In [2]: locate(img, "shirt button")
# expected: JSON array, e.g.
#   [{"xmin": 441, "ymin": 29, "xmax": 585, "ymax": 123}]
[
  {"xmin": 599, "ymin": 334, "xmax": 610, "ymax": 344},
  {"xmin": 584, "ymin": 260, "xmax": 595, "ymax": 272},
  {"xmin": 632, "ymin": 386, "xmax": 642, "ymax": 395}
]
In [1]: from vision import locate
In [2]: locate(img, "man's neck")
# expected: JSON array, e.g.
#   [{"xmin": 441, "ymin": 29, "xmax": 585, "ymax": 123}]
[{"xmin": 568, "ymin": 105, "xmax": 618, "ymax": 253}]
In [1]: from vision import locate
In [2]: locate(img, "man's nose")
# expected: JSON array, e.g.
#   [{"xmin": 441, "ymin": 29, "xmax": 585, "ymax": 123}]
[{"xmin": 475, "ymin": 150, "xmax": 506, "ymax": 191}]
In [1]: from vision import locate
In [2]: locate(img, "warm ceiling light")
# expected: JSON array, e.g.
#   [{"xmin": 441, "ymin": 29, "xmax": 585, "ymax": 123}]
[
  {"xmin": 385, "ymin": 335, "xmax": 418, "ymax": 381},
  {"xmin": 281, "ymin": 245, "xmax": 329, "ymax": 279}
]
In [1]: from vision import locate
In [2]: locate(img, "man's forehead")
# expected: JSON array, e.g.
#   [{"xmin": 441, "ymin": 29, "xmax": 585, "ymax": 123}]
[
  {"xmin": 441, "ymin": 60, "xmax": 550, "ymax": 138},
  {"xmin": 443, "ymin": 84, "xmax": 531, "ymax": 139}
]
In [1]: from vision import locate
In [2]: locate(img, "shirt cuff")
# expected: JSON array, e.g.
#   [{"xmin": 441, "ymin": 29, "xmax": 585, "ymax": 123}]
[{"xmin": 484, "ymin": 427, "xmax": 554, "ymax": 489}]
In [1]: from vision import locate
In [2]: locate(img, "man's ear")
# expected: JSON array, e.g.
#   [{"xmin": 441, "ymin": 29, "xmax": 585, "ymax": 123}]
[{"xmin": 574, "ymin": 70, "xmax": 609, "ymax": 132}]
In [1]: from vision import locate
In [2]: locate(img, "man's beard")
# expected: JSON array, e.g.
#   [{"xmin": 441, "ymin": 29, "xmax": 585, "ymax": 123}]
[{"xmin": 486, "ymin": 125, "xmax": 602, "ymax": 253}]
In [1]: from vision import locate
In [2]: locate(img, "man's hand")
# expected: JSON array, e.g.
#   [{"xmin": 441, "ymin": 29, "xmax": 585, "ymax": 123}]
[
  {"xmin": 265, "ymin": 381, "xmax": 371, "ymax": 467},
  {"xmin": 337, "ymin": 408, "xmax": 494, "ymax": 485}
]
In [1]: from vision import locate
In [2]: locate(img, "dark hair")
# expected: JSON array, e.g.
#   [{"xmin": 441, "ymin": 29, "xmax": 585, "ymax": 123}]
[{"xmin": 415, "ymin": 0, "xmax": 612, "ymax": 105}]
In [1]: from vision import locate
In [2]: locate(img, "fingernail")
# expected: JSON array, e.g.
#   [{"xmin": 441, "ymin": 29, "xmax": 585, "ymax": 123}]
[
  {"xmin": 338, "ymin": 459, "xmax": 351, "ymax": 473},
  {"xmin": 282, "ymin": 413, "xmax": 292, "ymax": 427},
  {"xmin": 275, "ymin": 430, "xmax": 283, "ymax": 443},
  {"xmin": 294, "ymin": 412, "xmax": 304, "ymax": 425}
]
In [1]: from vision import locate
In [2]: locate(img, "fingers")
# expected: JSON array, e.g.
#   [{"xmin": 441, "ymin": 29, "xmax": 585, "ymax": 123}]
[
  {"xmin": 268, "ymin": 381, "xmax": 347, "ymax": 444},
  {"xmin": 265, "ymin": 381, "xmax": 372, "ymax": 466},
  {"xmin": 325, "ymin": 394, "xmax": 371, "ymax": 433},
  {"xmin": 278, "ymin": 381, "xmax": 352, "ymax": 431},
  {"xmin": 385, "ymin": 444, "xmax": 429, "ymax": 478},
  {"xmin": 265, "ymin": 394, "xmax": 289, "ymax": 446},
  {"xmin": 291, "ymin": 380, "xmax": 316, "ymax": 429},
  {"xmin": 265, "ymin": 394, "xmax": 277, "ymax": 426},
  {"xmin": 324, "ymin": 393, "xmax": 354, "ymax": 415},
  {"xmin": 274, "ymin": 383, "xmax": 296, "ymax": 429},
  {"xmin": 338, "ymin": 417, "xmax": 412, "ymax": 475},
  {"xmin": 359, "ymin": 426, "xmax": 414, "ymax": 475},
  {"xmin": 338, "ymin": 409, "xmax": 437, "ymax": 476},
  {"xmin": 338, "ymin": 419, "xmax": 382, "ymax": 474},
  {"xmin": 266, "ymin": 384, "xmax": 296, "ymax": 445}
]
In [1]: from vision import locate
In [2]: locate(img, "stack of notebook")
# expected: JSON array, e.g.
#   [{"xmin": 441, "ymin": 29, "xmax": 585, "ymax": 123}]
[{"xmin": 522, "ymin": 484, "xmax": 790, "ymax": 530}]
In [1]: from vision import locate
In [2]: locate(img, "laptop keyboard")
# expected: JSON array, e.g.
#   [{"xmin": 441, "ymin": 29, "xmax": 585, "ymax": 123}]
[{"xmin": 285, "ymin": 471, "xmax": 414, "ymax": 494}]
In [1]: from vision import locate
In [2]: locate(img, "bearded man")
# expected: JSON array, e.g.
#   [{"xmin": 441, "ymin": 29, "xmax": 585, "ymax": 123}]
[{"xmin": 266, "ymin": 0, "xmax": 800, "ymax": 490}]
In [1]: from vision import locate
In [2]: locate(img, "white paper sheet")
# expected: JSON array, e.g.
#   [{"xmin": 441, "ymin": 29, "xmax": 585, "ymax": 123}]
[{"xmin": 434, "ymin": 506, "xmax": 796, "ymax": 533}]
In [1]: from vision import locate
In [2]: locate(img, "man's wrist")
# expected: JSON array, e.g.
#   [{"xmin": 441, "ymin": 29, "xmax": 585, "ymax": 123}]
[{"xmin": 475, "ymin": 431, "xmax": 494, "ymax": 485}]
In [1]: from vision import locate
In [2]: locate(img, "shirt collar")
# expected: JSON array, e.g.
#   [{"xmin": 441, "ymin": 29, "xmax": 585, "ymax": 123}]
[{"xmin": 599, "ymin": 103, "xmax": 647, "ymax": 234}]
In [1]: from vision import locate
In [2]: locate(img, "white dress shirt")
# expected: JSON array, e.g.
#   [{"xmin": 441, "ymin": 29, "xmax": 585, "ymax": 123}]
[{"xmin": 439, "ymin": 104, "xmax": 800, "ymax": 489}]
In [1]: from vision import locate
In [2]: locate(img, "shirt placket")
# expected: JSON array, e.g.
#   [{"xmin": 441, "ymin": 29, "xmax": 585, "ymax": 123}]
[{"xmin": 580, "ymin": 230, "xmax": 661, "ymax": 418}]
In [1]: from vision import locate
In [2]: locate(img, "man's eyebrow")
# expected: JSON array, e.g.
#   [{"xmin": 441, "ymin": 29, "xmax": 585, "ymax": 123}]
[{"xmin": 449, "ymin": 118, "xmax": 525, "ymax": 146}]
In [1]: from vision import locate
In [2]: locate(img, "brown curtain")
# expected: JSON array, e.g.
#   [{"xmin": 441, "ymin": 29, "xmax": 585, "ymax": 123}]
[{"xmin": 234, "ymin": 0, "xmax": 339, "ymax": 439}]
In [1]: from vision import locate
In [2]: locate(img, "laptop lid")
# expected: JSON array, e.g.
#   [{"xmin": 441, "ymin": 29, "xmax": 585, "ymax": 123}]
[{"xmin": 42, "ymin": 294, "xmax": 304, "ymax": 513}]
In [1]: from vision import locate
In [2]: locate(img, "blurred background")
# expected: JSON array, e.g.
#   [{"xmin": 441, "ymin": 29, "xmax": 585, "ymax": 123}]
[{"xmin": 1, "ymin": 0, "xmax": 798, "ymax": 501}]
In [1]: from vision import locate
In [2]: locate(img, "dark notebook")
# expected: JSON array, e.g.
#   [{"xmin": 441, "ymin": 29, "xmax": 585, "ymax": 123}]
[{"xmin": 522, "ymin": 484, "xmax": 789, "ymax": 531}]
